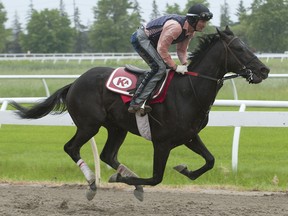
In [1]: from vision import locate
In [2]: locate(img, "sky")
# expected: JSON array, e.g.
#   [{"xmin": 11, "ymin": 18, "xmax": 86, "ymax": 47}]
[{"xmin": 1, "ymin": 0, "xmax": 254, "ymax": 28}]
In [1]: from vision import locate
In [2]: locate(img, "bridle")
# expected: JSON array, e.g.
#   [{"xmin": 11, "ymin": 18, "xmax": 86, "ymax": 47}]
[
  {"xmin": 221, "ymin": 36, "xmax": 257, "ymax": 83},
  {"xmin": 185, "ymin": 35, "xmax": 258, "ymax": 118},
  {"xmin": 186, "ymin": 35, "xmax": 257, "ymax": 84}
]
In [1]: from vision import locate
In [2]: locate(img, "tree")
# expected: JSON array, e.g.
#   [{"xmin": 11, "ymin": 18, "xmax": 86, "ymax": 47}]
[
  {"xmin": 6, "ymin": 12, "xmax": 23, "ymax": 53},
  {"xmin": 231, "ymin": 0, "xmax": 249, "ymax": 43},
  {"xmin": 246, "ymin": 0, "xmax": 288, "ymax": 52},
  {"xmin": 0, "ymin": 2, "xmax": 7, "ymax": 52},
  {"xmin": 235, "ymin": 0, "xmax": 247, "ymax": 22},
  {"xmin": 150, "ymin": 0, "xmax": 161, "ymax": 20},
  {"xmin": 59, "ymin": 0, "xmax": 66, "ymax": 17},
  {"xmin": 89, "ymin": 0, "xmax": 142, "ymax": 52},
  {"xmin": 26, "ymin": 0, "xmax": 34, "ymax": 23},
  {"xmin": 131, "ymin": 0, "xmax": 143, "ymax": 22},
  {"xmin": 220, "ymin": 0, "xmax": 233, "ymax": 27},
  {"xmin": 22, "ymin": 9, "xmax": 74, "ymax": 53},
  {"xmin": 164, "ymin": 3, "xmax": 182, "ymax": 15},
  {"xmin": 183, "ymin": 0, "xmax": 210, "ymax": 14},
  {"xmin": 73, "ymin": 6, "xmax": 89, "ymax": 52}
]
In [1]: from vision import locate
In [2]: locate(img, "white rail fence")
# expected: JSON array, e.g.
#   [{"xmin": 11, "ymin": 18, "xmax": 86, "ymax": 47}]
[
  {"xmin": 1, "ymin": 75, "xmax": 288, "ymax": 174},
  {"xmin": 0, "ymin": 52, "xmax": 287, "ymax": 63},
  {"xmin": 1, "ymin": 74, "xmax": 287, "ymax": 98}
]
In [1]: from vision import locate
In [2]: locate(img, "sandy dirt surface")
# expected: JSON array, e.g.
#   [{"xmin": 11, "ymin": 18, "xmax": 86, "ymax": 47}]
[{"xmin": 0, "ymin": 183, "xmax": 287, "ymax": 216}]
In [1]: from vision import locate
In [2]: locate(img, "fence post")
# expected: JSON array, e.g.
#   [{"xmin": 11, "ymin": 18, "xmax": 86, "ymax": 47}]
[
  {"xmin": 90, "ymin": 138, "xmax": 101, "ymax": 186},
  {"xmin": 231, "ymin": 103, "xmax": 246, "ymax": 172},
  {"xmin": 0, "ymin": 100, "xmax": 8, "ymax": 128},
  {"xmin": 41, "ymin": 78, "xmax": 50, "ymax": 96}
]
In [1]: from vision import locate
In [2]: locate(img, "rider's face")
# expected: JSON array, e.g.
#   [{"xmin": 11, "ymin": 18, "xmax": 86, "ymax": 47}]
[{"xmin": 195, "ymin": 20, "xmax": 207, "ymax": 32}]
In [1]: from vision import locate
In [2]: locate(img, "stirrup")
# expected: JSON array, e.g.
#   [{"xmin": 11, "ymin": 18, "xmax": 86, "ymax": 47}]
[
  {"xmin": 128, "ymin": 100, "xmax": 152, "ymax": 115},
  {"xmin": 139, "ymin": 101, "xmax": 152, "ymax": 115}
]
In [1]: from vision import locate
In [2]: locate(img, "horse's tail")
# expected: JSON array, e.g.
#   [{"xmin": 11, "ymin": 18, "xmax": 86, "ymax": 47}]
[{"xmin": 11, "ymin": 83, "xmax": 73, "ymax": 119}]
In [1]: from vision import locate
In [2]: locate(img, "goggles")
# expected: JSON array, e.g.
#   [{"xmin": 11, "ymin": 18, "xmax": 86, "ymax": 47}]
[{"xmin": 187, "ymin": 12, "xmax": 213, "ymax": 21}]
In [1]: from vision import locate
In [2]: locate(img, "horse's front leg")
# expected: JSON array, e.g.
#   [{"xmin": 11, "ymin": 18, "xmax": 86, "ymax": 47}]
[
  {"xmin": 109, "ymin": 142, "xmax": 171, "ymax": 186},
  {"xmin": 174, "ymin": 134, "xmax": 215, "ymax": 180}
]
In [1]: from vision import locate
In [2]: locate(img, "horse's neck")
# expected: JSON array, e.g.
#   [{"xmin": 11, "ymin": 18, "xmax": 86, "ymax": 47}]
[
  {"xmin": 188, "ymin": 43, "xmax": 226, "ymax": 110},
  {"xmin": 190, "ymin": 42, "xmax": 225, "ymax": 79}
]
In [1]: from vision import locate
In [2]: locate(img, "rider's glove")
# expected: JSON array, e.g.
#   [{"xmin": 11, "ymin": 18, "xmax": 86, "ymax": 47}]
[{"xmin": 175, "ymin": 65, "xmax": 188, "ymax": 75}]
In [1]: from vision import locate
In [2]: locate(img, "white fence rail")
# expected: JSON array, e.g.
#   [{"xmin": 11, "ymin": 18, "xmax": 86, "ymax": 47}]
[
  {"xmin": 0, "ymin": 52, "xmax": 287, "ymax": 63},
  {"xmin": 1, "ymin": 74, "xmax": 288, "ymax": 173},
  {"xmin": 0, "ymin": 73, "xmax": 286, "ymax": 98}
]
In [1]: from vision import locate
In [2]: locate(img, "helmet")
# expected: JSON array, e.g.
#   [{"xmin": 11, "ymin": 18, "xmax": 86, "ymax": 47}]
[{"xmin": 186, "ymin": 4, "xmax": 213, "ymax": 26}]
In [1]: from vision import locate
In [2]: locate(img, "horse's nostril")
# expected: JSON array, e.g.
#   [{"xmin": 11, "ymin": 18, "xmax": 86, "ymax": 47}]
[
  {"xmin": 261, "ymin": 67, "xmax": 270, "ymax": 79},
  {"xmin": 262, "ymin": 67, "xmax": 270, "ymax": 73}
]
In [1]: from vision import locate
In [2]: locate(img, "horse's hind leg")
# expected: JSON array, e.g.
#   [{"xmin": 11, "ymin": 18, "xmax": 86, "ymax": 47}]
[
  {"xmin": 100, "ymin": 125, "xmax": 127, "ymax": 169},
  {"xmin": 100, "ymin": 125, "xmax": 144, "ymax": 201},
  {"xmin": 174, "ymin": 134, "xmax": 215, "ymax": 180},
  {"xmin": 64, "ymin": 126, "xmax": 100, "ymax": 201}
]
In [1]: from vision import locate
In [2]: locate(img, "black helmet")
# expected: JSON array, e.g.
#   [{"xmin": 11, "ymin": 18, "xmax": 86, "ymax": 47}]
[{"xmin": 186, "ymin": 4, "xmax": 213, "ymax": 26}]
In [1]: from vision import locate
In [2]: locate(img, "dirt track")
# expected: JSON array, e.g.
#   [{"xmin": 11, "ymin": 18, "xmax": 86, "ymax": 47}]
[{"xmin": 0, "ymin": 183, "xmax": 287, "ymax": 216}]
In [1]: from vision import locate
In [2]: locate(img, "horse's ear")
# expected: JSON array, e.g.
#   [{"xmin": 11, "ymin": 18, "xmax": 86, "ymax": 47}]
[
  {"xmin": 216, "ymin": 27, "xmax": 222, "ymax": 36},
  {"xmin": 224, "ymin": 25, "xmax": 234, "ymax": 36},
  {"xmin": 216, "ymin": 27, "xmax": 227, "ymax": 39}
]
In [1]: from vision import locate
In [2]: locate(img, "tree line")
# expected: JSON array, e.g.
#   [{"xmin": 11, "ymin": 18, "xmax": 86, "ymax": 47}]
[{"xmin": 1, "ymin": 0, "xmax": 287, "ymax": 53}]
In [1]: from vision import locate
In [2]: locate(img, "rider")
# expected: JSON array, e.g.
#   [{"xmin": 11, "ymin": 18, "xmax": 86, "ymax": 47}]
[{"xmin": 128, "ymin": 4, "xmax": 213, "ymax": 113}]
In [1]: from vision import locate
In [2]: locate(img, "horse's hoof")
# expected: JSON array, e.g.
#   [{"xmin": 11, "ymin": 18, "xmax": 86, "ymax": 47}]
[
  {"xmin": 108, "ymin": 173, "xmax": 118, "ymax": 183},
  {"xmin": 134, "ymin": 186, "xmax": 144, "ymax": 202},
  {"xmin": 173, "ymin": 164, "xmax": 187, "ymax": 173},
  {"xmin": 86, "ymin": 187, "xmax": 97, "ymax": 201}
]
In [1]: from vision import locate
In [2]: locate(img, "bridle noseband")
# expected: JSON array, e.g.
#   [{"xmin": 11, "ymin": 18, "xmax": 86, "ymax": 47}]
[{"xmin": 221, "ymin": 36, "xmax": 256, "ymax": 83}]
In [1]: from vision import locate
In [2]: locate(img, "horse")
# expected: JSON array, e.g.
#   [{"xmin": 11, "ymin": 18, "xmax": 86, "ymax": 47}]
[{"xmin": 11, "ymin": 26, "xmax": 269, "ymax": 201}]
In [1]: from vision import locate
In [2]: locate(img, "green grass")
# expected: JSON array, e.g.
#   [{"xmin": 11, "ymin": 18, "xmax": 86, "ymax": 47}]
[
  {"xmin": 0, "ymin": 125, "xmax": 287, "ymax": 191},
  {"xmin": 0, "ymin": 59, "xmax": 287, "ymax": 191}
]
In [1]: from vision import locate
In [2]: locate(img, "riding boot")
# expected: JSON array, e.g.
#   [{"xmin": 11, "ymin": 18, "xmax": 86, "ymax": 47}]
[{"xmin": 128, "ymin": 74, "xmax": 152, "ymax": 114}]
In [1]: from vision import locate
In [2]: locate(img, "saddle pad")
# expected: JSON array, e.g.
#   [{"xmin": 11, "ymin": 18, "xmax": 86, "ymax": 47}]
[
  {"xmin": 106, "ymin": 67, "xmax": 137, "ymax": 95},
  {"xmin": 106, "ymin": 67, "xmax": 175, "ymax": 104}
]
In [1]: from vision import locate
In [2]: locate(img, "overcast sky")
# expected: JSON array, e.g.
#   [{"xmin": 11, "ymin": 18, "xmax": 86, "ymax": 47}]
[{"xmin": 1, "ymin": 0, "xmax": 254, "ymax": 28}]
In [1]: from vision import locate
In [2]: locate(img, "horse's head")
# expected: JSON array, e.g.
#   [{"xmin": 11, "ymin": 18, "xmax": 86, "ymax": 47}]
[{"xmin": 217, "ymin": 26, "xmax": 270, "ymax": 84}]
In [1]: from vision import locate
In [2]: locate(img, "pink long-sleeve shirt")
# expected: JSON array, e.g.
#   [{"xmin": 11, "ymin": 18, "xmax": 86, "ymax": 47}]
[{"xmin": 145, "ymin": 19, "xmax": 195, "ymax": 70}]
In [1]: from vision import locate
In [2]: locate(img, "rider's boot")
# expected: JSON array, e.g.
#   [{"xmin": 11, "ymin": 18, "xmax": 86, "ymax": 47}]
[{"xmin": 128, "ymin": 75, "xmax": 152, "ymax": 114}]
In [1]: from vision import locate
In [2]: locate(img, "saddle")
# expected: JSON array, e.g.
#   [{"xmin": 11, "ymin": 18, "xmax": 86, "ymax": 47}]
[{"xmin": 106, "ymin": 65, "xmax": 175, "ymax": 104}]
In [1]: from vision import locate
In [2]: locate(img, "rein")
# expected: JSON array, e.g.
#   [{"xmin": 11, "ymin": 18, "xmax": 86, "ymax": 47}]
[{"xmin": 185, "ymin": 71, "xmax": 239, "ymax": 85}]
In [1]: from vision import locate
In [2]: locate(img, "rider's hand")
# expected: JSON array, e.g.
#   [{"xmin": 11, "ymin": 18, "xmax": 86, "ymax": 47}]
[{"xmin": 175, "ymin": 65, "xmax": 188, "ymax": 75}]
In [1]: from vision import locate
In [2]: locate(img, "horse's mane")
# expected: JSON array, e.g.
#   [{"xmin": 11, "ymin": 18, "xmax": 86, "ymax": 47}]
[
  {"xmin": 188, "ymin": 28, "xmax": 235, "ymax": 64},
  {"xmin": 188, "ymin": 33, "xmax": 219, "ymax": 63}
]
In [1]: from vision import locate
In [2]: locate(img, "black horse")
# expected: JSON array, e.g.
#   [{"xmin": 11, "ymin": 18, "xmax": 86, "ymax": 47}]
[{"xmin": 12, "ymin": 26, "xmax": 269, "ymax": 201}]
